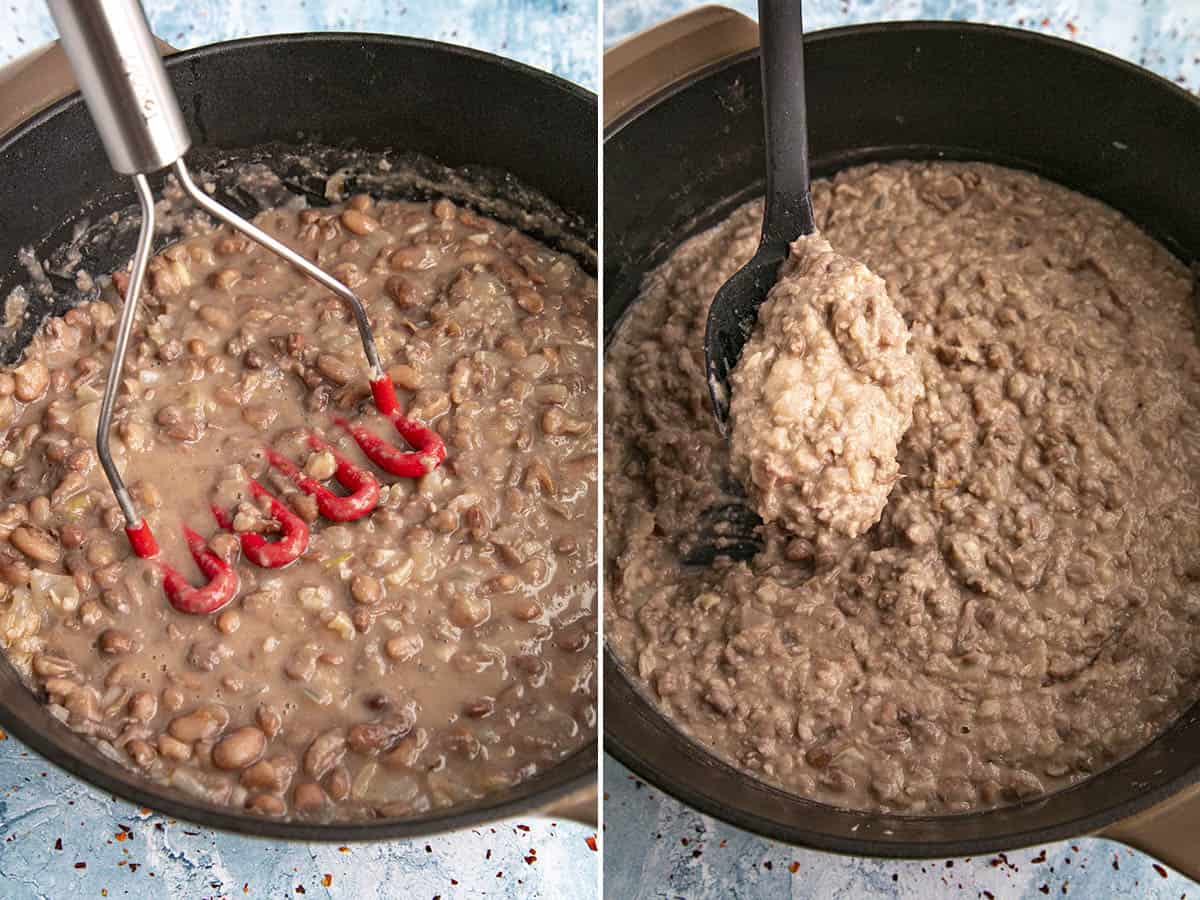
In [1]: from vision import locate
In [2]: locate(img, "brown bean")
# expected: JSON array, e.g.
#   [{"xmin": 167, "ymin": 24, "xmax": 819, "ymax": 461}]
[
  {"xmin": 351, "ymin": 574, "xmax": 382, "ymax": 606},
  {"xmin": 98, "ymin": 629, "xmax": 136, "ymax": 656},
  {"xmin": 13, "ymin": 359, "xmax": 49, "ymax": 403},
  {"xmin": 428, "ymin": 509, "xmax": 458, "ymax": 533},
  {"xmin": 325, "ymin": 765, "xmax": 351, "ymax": 802},
  {"xmin": 316, "ymin": 354, "xmax": 356, "ymax": 386},
  {"xmin": 347, "ymin": 714, "xmax": 415, "ymax": 756},
  {"xmin": 10, "ymin": 524, "xmax": 60, "ymax": 564},
  {"xmin": 157, "ymin": 734, "xmax": 192, "ymax": 761},
  {"xmin": 216, "ymin": 610, "xmax": 240, "ymax": 635},
  {"xmin": 448, "ymin": 593, "xmax": 490, "ymax": 629},
  {"xmin": 32, "ymin": 654, "xmax": 74, "ymax": 679},
  {"xmin": 126, "ymin": 738, "xmax": 157, "ymax": 768},
  {"xmin": 127, "ymin": 691, "xmax": 157, "ymax": 722},
  {"xmin": 239, "ymin": 760, "xmax": 278, "ymax": 790},
  {"xmin": 255, "ymin": 704, "xmax": 282, "ymax": 739},
  {"xmin": 515, "ymin": 289, "xmax": 544, "ymax": 315},
  {"xmin": 303, "ymin": 729, "xmax": 347, "ymax": 780},
  {"xmin": 168, "ymin": 705, "xmax": 230, "ymax": 743},
  {"xmin": 388, "ymin": 364, "xmax": 422, "ymax": 391},
  {"xmin": 212, "ymin": 726, "xmax": 267, "ymax": 770},
  {"xmin": 245, "ymin": 793, "xmax": 286, "ymax": 817},
  {"xmin": 385, "ymin": 275, "xmax": 417, "ymax": 307},
  {"xmin": 198, "ymin": 306, "xmax": 233, "ymax": 329},
  {"xmin": 293, "ymin": 781, "xmax": 327, "ymax": 813},
  {"xmin": 341, "ymin": 208, "xmax": 380, "ymax": 236},
  {"xmin": 384, "ymin": 634, "xmax": 423, "ymax": 662}
]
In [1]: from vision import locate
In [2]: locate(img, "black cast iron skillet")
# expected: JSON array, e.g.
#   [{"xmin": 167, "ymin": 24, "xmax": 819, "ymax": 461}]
[
  {"xmin": 0, "ymin": 33, "xmax": 596, "ymax": 840},
  {"xmin": 604, "ymin": 10, "xmax": 1200, "ymax": 877}
]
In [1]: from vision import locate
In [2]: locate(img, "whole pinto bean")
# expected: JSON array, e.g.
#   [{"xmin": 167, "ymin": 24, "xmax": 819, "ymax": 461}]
[
  {"xmin": 10, "ymin": 525, "xmax": 61, "ymax": 564},
  {"xmin": 168, "ymin": 705, "xmax": 230, "ymax": 743},
  {"xmin": 303, "ymin": 729, "xmax": 347, "ymax": 780},
  {"xmin": 212, "ymin": 726, "xmax": 267, "ymax": 770},
  {"xmin": 347, "ymin": 710, "xmax": 416, "ymax": 756}
]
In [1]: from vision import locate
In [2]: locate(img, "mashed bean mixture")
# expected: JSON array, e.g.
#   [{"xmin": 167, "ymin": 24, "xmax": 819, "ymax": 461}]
[
  {"xmin": 0, "ymin": 193, "xmax": 597, "ymax": 820},
  {"xmin": 605, "ymin": 161, "xmax": 1200, "ymax": 813},
  {"xmin": 730, "ymin": 233, "xmax": 921, "ymax": 546}
]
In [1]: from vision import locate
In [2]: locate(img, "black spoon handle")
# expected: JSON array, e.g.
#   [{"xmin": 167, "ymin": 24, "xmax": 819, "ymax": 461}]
[{"xmin": 758, "ymin": 0, "xmax": 815, "ymax": 246}]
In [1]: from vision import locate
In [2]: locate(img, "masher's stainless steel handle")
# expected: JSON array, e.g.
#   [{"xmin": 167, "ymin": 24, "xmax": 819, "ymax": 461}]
[{"xmin": 47, "ymin": 0, "xmax": 190, "ymax": 174}]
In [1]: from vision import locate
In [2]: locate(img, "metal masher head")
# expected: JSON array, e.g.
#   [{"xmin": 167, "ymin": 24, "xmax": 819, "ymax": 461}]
[{"xmin": 48, "ymin": 0, "xmax": 446, "ymax": 614}]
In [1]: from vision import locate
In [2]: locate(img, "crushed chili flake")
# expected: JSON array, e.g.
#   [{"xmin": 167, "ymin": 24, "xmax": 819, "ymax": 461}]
[
  {"xmin": 295, "ymin": 887, "xmax": 306, "ymax": 895},
  {"xmin": 73, "ymin": 862, "xmax": 86, "ymax": 869},
  {"xmin": 114, "ymin": 832, "xmax": 127, "ymax": 842},
  {"xmin": 1066, "ymin": 22, "xmax": 1078, "ymax": 34},
  {"xmin": 789, "ymin": 862, "xmax": 800, "ymax": 874},
  {"xmin": 450, "ymin": 880, "xmax": 458, "ymax": 886},
  {"xmin": 54, "ymin": 838, "xmax": 62, "ymax": 851},
  {"xmin": 322, "ymin": 874, "xmax": 333, "ymax": 887},
  {"xmin": 129, "ymin": 863, "xmax": 140, "ymax": 872},
  {"xmin": 486, "ymin": 849, "xmax": 492, "ymax": 860},
  {"xmin": 764, "ymin": 861, "xmax": 773, "ymax": 871},
  {"xmin": 338, "ymin": 846, "xmax": 350, "ymax": 853},
  {"xmin": 585, "ymin": 835, "xmax": 598, "ymax": 852},
  {"xmin": 524, "ymin": 855, "xmax": 536, "ymax": 865},
  {"xmin": 516, "ymin": 824, "xmax": 530, "ymax": 832},
  {"xmin": 1032, "ymin": 851, "xmax": 1047, "ymax": 864},
  {"xmin": 0, "ymin": 728, "xmax": 7, "ymax": 740},
  {"xmin": 243, "ymin": 884, "xmax": 249, "ymax": 894},
  {"xmin": 1154, "ymin": 865, "xmax": 1169, "ymax": 879}
]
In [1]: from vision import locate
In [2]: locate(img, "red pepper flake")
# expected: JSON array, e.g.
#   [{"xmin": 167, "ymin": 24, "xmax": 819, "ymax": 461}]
[
  {"xmin": 114, "ymin": 832, "xmax": 127, "ymax": 842},
  {"xmin": 984, "ymin": 893, "xmax": 995, "ymax": 900},
  {"xmin": 585, "ymin": 835, "xmax": 598, "ymax": 852},
  {"xmin": 0, "ymin": 728, "xmax": 7, "ymax": 740},
  {"xmin": 524, "ymin": 855, "xmax": 536, "ymax": 865},
  {"xmin": 496, "ymin": 871, "xmax": 504, "ymax": 878},
  {"xmin": 1113, "ymin": 854, "xmax": 1120, "ymax": 870},
  {"xmin": 486, "ymin": 849, "xmax": 492, "ymax": 860},
  {"xmin": 789, "ymin": 862, "xmax": 800, "ymax": 874},
  {"xmin": 74, "ymin": 862, "xmax": 86, "ymax": 869},
  {"xmin": 1038, "ymin": 886, "xmax": 1049, "ymax": 895},
  {"xmin": 681, "ymin": 838, "xmax": 689, "ymax": 847},
  {"xmin": 1032, "ymin": 850, "xmax": 1047, "ymax": 864},
  {"xmin": 719, "ymin": 840, "xmax": 727, "ymax": 848},
  {"xmin": 118, "ymin": 861, "xmax": 127, "ymax": 867},
  {"xmin": 424, "ymin": 844, "xmax": 432, "ymax": 853},
  {"xmin": 1066, "ymin": 22, "xmax": 1078, "ymax": 34},
  {"xmin": 450, "ymin": 880, "xmax": 458, "ymax": 886},
  {"xmin": 296, "ymin": 887, "xmax": 306, "ymax": 895},
  {"xmin": 322, "ymin": 874, "xmax": 333, "ymax": 887},
  {"xmin": 243, "ymin": 884, "xmax": 250, "ymax": 894},
  {"xmin": 516, "ymin": 824, "xmax": 530, "ymax": 832},
  {"xmin": 338, "ymin": 846, "xmax": 350, "ymax": 853},
  {"xmin": 54, "ymin": 838, "xmax": 62, "ymax": 851},
  {"xmin": 763, "ymin": 861, "xmax": 773, "ymax": 871},
  {"xmin": 129, "ymin": 863, "xmax": 140, "ymax": 873},
  {"xmin": 1154, "ymin": 864, "xmax": 1169, "ymax": 879},
  {"xmin": 1041, "ymin": 17, "xmax": 1050, "ymax": 27}
]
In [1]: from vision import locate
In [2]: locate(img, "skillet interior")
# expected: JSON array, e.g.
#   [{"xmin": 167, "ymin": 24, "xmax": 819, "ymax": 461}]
[
  {"xmin": 603, "ymin": 22, "xmax": 1200, "ymax": 857},
  {"xmin": 0, "ymin": 33, "xmax": 597, "ymax": 840}
]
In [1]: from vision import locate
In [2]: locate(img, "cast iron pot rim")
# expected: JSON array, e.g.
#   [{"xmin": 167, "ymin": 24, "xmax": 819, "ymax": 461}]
[
  {"xmin": 603, "ymin": 19, "xmax": 1200, "ymax": 857},
  {"xmin": 0, "ymin": 31, "xmax": 597, "ymax": 843},
  {"xmin": 605, "ymin": 18, "xmax": 1196, "ymax": 139}
]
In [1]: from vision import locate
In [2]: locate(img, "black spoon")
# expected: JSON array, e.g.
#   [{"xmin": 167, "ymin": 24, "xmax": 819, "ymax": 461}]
[
  {"xmin": 684, "ymin": 0, "xmax": 815, "ymax": 566},
  {"xmin": 705, "ymin": 0, "xmax": 816, "ymax": 424}
]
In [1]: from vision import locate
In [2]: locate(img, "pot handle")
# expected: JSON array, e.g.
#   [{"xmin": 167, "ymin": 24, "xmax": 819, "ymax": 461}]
[
  {"xmin": 538, "ymin": 783, "xmax": 598, "ymax": 828},
  {"xmin": 604, "ymin": 4, "xmax": 759, "ymax": 128},
  {"xmin": 1101, "ymin": 782, "xmax": 1200, "ymax": 883},
  {"xmin": 0, "ymin": 35, "xmax": 176, "ymax": 140}
]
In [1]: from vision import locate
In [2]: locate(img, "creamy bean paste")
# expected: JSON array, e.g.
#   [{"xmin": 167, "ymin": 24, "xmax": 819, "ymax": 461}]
[
  {"xmin": 0, "ymin": 194, "xmax": 597, "ymax": 820},
  {"xmin": 730, "ymin": 233, "xmax": 921, "ymax": 546},
  {"xmin": 605, "ymin": 161, "xmax": 1200, "ymax": 813}
]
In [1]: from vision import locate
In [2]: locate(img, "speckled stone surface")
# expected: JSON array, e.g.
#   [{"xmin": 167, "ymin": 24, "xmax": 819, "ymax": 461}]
[
  {"xmin": 604, "ymin": 759, "xmax": 1196, "ymax": 899},
  {"xmin": 0, "ymin": 2, "xmax": 598, "ymax": 898},
  {"xmin": 603, "ymin": 1, "xmax": 1200, "ymax": 897},
  {"xmin": 1, "ymin": 0, "xmax": 598, "ymax": 89}
]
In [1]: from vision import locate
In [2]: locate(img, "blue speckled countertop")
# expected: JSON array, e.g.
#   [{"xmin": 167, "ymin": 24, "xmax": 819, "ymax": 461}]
[
  {"xmin": 0, "ymin": 2, "xmax": 598, "ymax": 899},
  {"xmin": 604, "ymin": 1, "xmax": 1200, "ymax": 898}
]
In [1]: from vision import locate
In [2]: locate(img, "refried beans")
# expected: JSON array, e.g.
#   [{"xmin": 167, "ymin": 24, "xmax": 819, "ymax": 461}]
[
  {"xmin": 604, "ymin": 160, "xmax": 1200, "ymax": 813},
  {"xmin": 729, "ymin": 233, "xmax": 922, "ymax": 548}
]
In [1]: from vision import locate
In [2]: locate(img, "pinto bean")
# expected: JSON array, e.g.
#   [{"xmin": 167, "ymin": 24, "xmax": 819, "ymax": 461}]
[
  {"xmin": 13, "ymin": 359, "xmax": 49, "ymax": 402},
  {"xmin": 303, "ymin": 729, "xmax": 347, "ymax": 780},
  {"xmin": 293, "ymin": 781, "xmax": 327, "ymax": 812},
  {"xmin": 341, "ymin": 209, "xmax": 380, "ymax": 236},
  {"xmin": 168, "ymin": 705, "xmax": 230, "ymax": 743},
  {"xmin": 212, "ymin": 726, "xmax": 267, "ymax": 770},
  {"xmin": 10, "ymin": 525, "xmax": 60, "ymax": 564}
]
